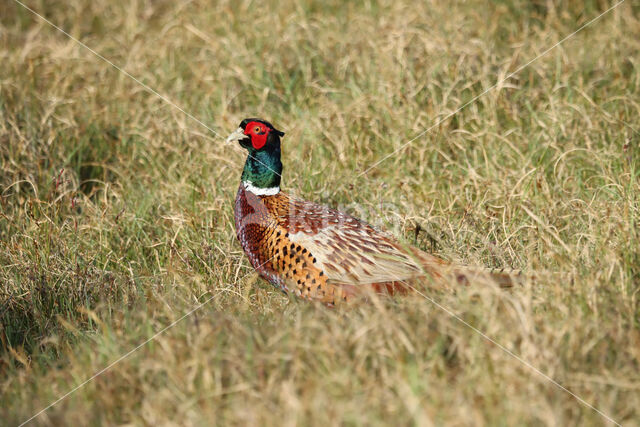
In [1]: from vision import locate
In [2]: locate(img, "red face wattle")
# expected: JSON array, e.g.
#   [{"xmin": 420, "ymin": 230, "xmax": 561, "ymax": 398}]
[{"xmin": 244, "ymin": 121, "xmax": 270, "ymax": 150}]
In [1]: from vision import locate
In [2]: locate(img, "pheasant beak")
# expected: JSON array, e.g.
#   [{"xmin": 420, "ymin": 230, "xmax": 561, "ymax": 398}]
[{"xmin": 226, "ymin": 127, "xmax": 249, "ymax": 144}]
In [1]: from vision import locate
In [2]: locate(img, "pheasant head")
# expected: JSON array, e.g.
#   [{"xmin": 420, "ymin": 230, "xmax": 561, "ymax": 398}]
[{"xmin": 226, "ymin": 118, "xmax": 285, "ymax": 194}]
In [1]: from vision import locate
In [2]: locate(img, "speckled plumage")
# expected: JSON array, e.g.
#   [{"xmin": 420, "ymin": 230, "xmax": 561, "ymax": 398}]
[{"xmin": 229, "ymin": 118, "xmax": 521, "ymax": 304}]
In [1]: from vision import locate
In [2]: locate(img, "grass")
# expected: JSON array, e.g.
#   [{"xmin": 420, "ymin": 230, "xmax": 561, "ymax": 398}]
[{"xmin": 1, "ymin": 0, "xmax": 639, "ymax": 424}]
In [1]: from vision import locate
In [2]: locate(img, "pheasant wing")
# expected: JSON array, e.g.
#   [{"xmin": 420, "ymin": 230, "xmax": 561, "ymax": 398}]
[{"xmin": 280, "ymin": 195, "xmax": 447, "ymax": 286}]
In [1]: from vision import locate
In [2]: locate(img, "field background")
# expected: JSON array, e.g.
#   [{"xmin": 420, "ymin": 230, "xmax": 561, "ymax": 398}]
[{"xmin": 1, "ymin": 0, "xmax": 639, "ymax": 425}]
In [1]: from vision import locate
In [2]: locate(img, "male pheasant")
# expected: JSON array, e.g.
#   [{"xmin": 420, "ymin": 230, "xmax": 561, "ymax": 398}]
[{"xmin": 227, "ymin": 118, "xmax": 520, "ymax": 304}]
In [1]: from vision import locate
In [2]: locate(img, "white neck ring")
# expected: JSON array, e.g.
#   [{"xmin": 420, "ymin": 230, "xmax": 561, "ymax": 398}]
[{"xmin": 243, "ymin": 181, "xmax": 280, "ymax": 196}]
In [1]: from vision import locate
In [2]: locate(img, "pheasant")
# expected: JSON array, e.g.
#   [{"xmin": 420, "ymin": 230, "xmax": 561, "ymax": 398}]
[{"xmin": 227, "ymin": 118, "xmax": 521, "ymax": 304}]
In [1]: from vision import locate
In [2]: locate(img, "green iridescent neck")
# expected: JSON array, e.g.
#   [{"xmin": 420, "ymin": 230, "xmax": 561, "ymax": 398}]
[{"xmin": 241, "ymin": 147, "xmax": 282, "ymax": 190}]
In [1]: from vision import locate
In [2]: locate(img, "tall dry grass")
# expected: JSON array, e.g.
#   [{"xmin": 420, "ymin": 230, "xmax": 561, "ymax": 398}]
[{"xmin": 1, "ymin": 0, "xmax": 639, "ymax": 425}]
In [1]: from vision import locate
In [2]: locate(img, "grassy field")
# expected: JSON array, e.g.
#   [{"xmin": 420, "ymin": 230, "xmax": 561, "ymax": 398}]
[{"xmin": 1, "ymin": 0, "xmax": 639, "ymax": 424}]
